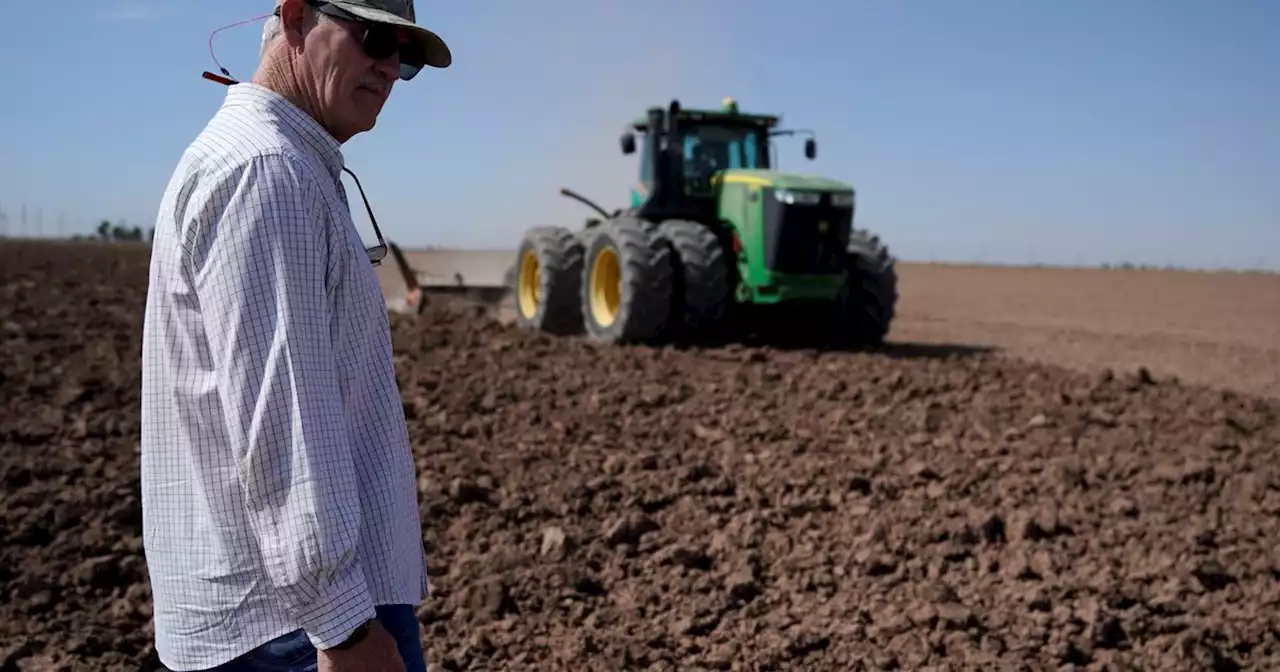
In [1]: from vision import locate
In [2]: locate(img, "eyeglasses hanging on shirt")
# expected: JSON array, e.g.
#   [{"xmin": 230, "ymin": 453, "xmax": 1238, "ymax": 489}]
[
  {"xmin": 201, "ymin": 14, "xmax": 390, "ymax": 267},
  {"xmin": 341, "ymin": 167, "xmax": 389, "ymax": 266}
]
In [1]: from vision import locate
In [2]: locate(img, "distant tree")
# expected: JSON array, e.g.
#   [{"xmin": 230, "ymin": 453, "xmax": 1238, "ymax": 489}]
[{"xmin": 89, "ymin": 219, "xmax": 151, "ymax": 243}]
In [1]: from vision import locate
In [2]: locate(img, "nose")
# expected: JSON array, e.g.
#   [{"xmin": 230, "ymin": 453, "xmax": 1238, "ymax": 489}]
[{"xmin": 372, "ymin": 52, "xmax": 399, "ymax": 83}]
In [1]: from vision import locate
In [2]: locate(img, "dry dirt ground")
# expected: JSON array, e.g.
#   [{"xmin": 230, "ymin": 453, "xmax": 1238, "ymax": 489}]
[
  {"xmin": 3, "ymin": 239, "xmax": 1280, "ymax": 671},
  {"xmin": 889, "ymin": 262, "xmax": 1280, "ymax": 401}
]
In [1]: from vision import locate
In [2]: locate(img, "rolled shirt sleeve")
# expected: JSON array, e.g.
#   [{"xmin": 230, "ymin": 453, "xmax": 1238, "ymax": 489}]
[{"xmin": 194, "ymin": 151, "xmax": 375, "ymax": 648}]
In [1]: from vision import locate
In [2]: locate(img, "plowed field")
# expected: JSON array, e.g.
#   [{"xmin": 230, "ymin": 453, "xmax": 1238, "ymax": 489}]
[{"xmin": 3, "ymin": 239, "xmax": 1279, "ymax": 671}]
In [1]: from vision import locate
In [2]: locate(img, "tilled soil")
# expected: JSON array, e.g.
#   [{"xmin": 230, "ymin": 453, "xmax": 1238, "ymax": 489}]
[{"xmin": 3, "ymin": 240, "xmax": 1280, "ymax": 671}]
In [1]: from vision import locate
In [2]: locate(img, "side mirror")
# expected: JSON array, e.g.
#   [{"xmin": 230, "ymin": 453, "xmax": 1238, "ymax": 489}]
[
  {"xmin": 620, "ymin": 132, "xmax": 636, "ymax": 155},
  {"xmin": 804, "ymin": 138, "xmax": 817, "ymax": 160}
]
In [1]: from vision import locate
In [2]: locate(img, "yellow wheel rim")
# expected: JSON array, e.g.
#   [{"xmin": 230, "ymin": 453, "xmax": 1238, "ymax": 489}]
[
  {"xmin": 517, "ymin": 250, "xmax": 540, "ymax": 319},
  {"xmin": 589, "ymin": 246, "xmax": 621, "ymax": 327}
]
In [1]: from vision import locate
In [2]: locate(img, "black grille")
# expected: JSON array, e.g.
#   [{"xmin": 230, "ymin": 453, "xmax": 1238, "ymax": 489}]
[{"xmin": 760, "ymin": 188, "xmax": 852, "ymax": 275}]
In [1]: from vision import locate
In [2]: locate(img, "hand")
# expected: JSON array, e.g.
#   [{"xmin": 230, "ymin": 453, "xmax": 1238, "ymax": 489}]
[{"xmin": 318, "ymin": 620, "xmax": 405, "ymax": 672}]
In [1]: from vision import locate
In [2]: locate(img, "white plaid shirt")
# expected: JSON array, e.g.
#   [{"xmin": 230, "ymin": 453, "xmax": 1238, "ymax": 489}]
[{"xmin": 140, "ymin": 83, "xmax": 426, "ymax": 671}]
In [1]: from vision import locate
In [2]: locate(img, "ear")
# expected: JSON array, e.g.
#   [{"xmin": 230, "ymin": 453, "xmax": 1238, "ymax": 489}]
[{"xmin": 277, "ymin": 0, "xmax": 310, "ymax": 44}]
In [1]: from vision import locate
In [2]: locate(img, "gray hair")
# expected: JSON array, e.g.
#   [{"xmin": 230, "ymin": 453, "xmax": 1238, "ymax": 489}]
[
  {"xmin": 260, "ymin": 15, "xmax": 281, "ymax": 59},
  {"xmin": 259, "ymin": 4, "xmax": 326, "ymax": 59}
]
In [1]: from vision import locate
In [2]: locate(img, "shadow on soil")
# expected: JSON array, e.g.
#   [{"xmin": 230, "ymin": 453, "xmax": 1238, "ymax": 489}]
[
  {"xmin": 670, "ymin": 305, "xmax": 1001, "ymax": 360},
  {"xmin": 745, "ymin": 339, "xmax": 996, "ymax": 360},
  {"xmin": 675, "ymin": 331, "xmax": 999, "ymax": 360},
  {"xmin": 873, "ymin": 340, "xmax": 999, "ymax": 360}
]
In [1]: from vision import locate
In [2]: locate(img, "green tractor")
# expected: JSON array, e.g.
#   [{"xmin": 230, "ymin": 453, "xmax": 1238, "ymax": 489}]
[{"xmin": 512, "ymin": 97, "xmax": 897, "ymax": 347}]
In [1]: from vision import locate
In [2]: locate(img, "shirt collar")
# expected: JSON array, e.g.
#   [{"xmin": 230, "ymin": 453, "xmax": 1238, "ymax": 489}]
[{"xmin": 223, "ymin": 82, "xmax": 345, "ymax": 180}]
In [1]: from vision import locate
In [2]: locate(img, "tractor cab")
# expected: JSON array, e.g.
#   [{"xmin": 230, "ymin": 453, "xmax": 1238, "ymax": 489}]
[
  {"xmin": 679, "ymin": 122, "xmax": 766, "ymax": 196},
  {"xmin": 618, "ymin": 98, "xmax": 816, "ymax": 215}
]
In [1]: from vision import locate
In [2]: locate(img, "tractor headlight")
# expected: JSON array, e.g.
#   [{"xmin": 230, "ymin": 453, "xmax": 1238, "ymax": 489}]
[
  {"xmin": 831, "ymin": 192, "xmax": 855, "ymax": 208},
  {"xmin": 774, "ymin": 189, "xmax": 821, "ymax": 206}
]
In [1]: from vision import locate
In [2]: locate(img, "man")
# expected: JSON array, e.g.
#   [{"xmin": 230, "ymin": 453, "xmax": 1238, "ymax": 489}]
[{"xmin": 139, "ymin": 1, "xmax": 450, "ymax": 670}]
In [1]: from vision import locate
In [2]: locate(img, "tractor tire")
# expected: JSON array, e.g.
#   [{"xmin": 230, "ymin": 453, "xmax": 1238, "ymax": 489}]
[
  {"xmin": 580, "ymin": 218, "xmax": 673, "ymax": 344},
  {"xmin": 657, "ymin": 219, "xmax": 730, "ymax": 341},
  {"xmin": 831, "ymin": 228, "xmax": 898, "ymax": 347},
  {"xmin": 512, "ymin": 226, "xmax": 585, "ymax": 336}
]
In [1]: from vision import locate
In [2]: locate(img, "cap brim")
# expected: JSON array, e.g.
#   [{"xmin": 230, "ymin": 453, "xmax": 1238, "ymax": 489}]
[{"xmin": 326, "ymin": 0, "xmax": 451, "ymax": 68}]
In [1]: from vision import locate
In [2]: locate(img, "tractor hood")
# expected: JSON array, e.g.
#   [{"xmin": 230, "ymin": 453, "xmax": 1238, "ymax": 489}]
[{"xmin": 717, "ymin": 168, "xmax": 852, "ymax": 192}]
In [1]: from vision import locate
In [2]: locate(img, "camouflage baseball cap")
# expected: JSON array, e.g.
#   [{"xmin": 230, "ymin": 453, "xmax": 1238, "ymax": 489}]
[{"xmin": 315, "ymin": 0, "xmax": 451, "ymax": 69}]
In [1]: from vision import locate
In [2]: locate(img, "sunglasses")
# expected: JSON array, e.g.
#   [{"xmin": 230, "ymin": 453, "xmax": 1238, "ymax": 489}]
[
  {"xmin": 289, "ymin": 0, "xmax": 425, "ymax": 81},
  {"xmin": 342, "ymin": 166, "xmax": 389, "ymax": 265}
]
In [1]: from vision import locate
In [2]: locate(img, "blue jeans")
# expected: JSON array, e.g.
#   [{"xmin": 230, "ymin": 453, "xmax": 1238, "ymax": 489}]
[{"xmin": 209, "ymin": 604, "xmax": 426, "ymax": 671}]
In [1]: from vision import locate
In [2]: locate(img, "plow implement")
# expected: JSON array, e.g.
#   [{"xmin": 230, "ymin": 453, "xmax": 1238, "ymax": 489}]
[{"xmin": 378, "ymin": 243, "xmax": 517, "ymax": 317}]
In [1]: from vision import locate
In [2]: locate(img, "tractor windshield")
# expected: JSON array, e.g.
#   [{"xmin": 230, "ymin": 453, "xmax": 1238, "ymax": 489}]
[{"xmin": 681, "ymin": 124, "xmax": 768, "ymax": 190}]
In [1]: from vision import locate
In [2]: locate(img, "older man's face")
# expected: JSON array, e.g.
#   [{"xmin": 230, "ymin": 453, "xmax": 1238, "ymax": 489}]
[{"xmin": 297, "ymin": 7, "xmax": 404, "ymax": 142}]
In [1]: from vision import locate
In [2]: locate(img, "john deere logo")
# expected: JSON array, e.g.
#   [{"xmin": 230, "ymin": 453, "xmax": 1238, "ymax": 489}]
[{"xmin": 818, "ymin": 220, "xmax": 830, "ymax": 233}]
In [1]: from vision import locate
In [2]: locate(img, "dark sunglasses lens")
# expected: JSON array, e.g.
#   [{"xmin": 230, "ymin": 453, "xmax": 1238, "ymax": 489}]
[
  {"xmin": 399, "ymin": 63, "xmax": 423, "ymax": 81},
  {"xmin": 363, "ymin": 26, "xmax": 402, "ymax": 59},
  {"xmin": 358, "ymin": 24, "xmax": 425, "ymax": 81}
]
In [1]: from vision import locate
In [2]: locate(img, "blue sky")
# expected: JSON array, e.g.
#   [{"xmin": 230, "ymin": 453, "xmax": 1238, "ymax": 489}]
[{"xmin": 1, "ymin": 0, "xmax": 1277, "ymax": 270}]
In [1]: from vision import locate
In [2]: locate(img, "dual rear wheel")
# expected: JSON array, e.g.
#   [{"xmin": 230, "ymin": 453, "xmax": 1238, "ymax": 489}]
[
  {"xmin": 514, "ymin": 218, "xmax": 704, "ymax": 345},
  {"xmin": 512, "ymin": 226, "xmax": 583, "ymax": 336}
]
